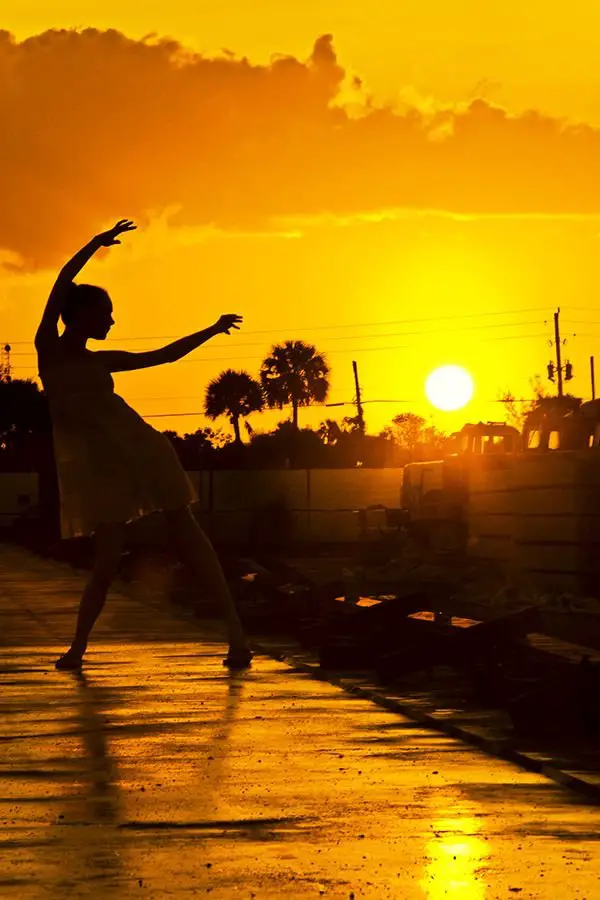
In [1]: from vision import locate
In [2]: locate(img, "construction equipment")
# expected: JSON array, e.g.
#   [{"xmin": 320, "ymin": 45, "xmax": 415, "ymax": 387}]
[
  {"xmin": 400, "ymin": 422, "xmax": 521, "ymax": 552},
  {"xmin": 400, "ymin": 402, "xmax": 600, "ymax": 556}
]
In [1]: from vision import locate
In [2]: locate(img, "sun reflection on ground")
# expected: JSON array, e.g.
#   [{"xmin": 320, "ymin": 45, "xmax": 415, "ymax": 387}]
[{"xmin": 421, "ymin": 815, "xmax": 489, "ymax": 899}]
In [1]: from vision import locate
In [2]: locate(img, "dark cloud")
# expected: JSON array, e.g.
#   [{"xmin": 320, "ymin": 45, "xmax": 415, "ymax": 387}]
[{"xmin": 1, "ymin": 28, "xmax": 600, "ymax": 271}]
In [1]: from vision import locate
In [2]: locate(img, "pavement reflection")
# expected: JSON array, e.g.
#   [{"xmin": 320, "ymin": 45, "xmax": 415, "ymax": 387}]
[{"xmin": 422, "ymin": 813, "xmax": 488, "ymax": 899}]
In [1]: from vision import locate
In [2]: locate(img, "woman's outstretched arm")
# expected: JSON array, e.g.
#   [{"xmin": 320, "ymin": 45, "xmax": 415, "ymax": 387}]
[
  {"xmin": 35, "ymin": 219, "xmax": 136, "ymax": 352},
  {"xmin": 94, "ymin": 315, "xmax": 242, "ymax": 372}
]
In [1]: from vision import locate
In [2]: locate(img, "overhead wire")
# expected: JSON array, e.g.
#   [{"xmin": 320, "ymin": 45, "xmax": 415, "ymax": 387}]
[
  {"xmin": 8, "ymin": 317, "xmax": 556, "ymax": 366},
  {"xmin": 8, "ymin": 332, "xmax": 552, "ymax": 372},
  {"xmin": 140, "ymin": 395, "xmax": 536, "ymax": 419},
  {"xmin": 3, "ymin": 305, "xmax": 556, "ymax": 346},
  {"xmin": 6, "ymin": 317, "xmax": 549, "ymax": 358}
]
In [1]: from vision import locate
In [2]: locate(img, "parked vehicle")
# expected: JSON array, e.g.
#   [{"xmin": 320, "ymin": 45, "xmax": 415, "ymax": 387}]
[
  {"xmin": 400, "ymin": 405, "xmax": 600, "ymax": 554},
  {"xmin": 524, "ymin": 399, "xmax": 600, "ymax": 452},
  {"xmin": 399, "ymin": 423, "xmax": 521, "ymax": 551}
]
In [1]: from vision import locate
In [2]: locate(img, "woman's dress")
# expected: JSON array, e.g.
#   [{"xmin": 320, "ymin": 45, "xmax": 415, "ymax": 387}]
[{"xmin": 38, "ymin": 350, "xmax": 197, "ymax": 539}]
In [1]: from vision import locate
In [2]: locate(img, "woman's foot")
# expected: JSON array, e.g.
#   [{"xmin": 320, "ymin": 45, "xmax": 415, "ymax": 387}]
[
  {"xmin": 55, "ymin": 647, "xmax": 85, "ymax": 671},
  {"xmin": 223, "ymin": 647, "xmax": 254, "ymax": 669}
]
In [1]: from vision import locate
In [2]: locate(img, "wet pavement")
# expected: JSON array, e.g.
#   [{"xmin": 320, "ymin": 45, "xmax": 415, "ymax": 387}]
[{"xmin": 1, "ymin": 545, "xmax": 600, "ymax": 899}]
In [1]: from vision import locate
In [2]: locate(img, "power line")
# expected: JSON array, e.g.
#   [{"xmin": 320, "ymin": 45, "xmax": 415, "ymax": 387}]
[
  {"xmin": 143, "ymin": 401, "xmax": 363, "ymax": 418},
  {"xmin": 139, "ymin": 396, "xmax": 535, "ymax": 419},
  {"xmin": 8, "ymin": 322, "xmax": 553, "ymax": 360},
  {"xmin": 9, "ymin": 333, "xmax": 550, "ymax": 372},
  {"xmin": 3, "ymin": 306, "xmax": 556, "ymax": 346},
  {"xmin": 106, "ymin": 309, "xmax": 553, "ymax": 341},
  {"xmin": 12, "ymin": 343, "xmax": 416, "ymax": 370},
  {"xmin": 560, "ymin": 333, "xmax": 599, "ymax": 339},
  {"xmin": 13, "ymin": 318, "xmax": 548, "ymax": 357}
]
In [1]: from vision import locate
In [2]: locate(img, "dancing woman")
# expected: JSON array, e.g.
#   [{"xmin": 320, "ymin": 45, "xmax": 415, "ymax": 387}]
[{"xmin": 35, "ymin": 219, "xmax": 252, "ymax": 671}]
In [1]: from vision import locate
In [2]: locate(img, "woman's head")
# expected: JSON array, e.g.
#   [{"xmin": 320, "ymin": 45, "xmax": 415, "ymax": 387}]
[{"xmin": 61, "ymin": 283, "xmax": 114, "ymax": 340}]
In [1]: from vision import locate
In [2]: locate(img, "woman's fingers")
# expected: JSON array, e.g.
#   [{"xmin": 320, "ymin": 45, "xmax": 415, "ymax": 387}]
[
  {"xmin": 217, "ymin": 313, "xmax": 243, "ymax": 334},
  {"xmin": 113, "ymin": 219, "xmax": 137, "ymax": 232}
]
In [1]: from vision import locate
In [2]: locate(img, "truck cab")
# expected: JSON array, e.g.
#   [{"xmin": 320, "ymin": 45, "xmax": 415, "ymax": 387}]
[
  {"xmin": 523, "ymin": 401, "xmax": 600, "ymax": 452},
  {"xmin": 454, "ymin": 422, "xmax": 522, "ymax": 455},
  {"xmin": 400, "ymin": 422, "xmax": 520, "ymax": 551}
]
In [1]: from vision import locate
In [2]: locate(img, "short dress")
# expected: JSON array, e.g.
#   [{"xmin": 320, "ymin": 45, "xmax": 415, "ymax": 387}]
[{"xmin": 38, "ymin": 350, "xmax": 197, "ymax": 539}]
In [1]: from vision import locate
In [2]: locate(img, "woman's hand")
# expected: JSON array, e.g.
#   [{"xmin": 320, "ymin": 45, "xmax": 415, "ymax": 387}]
[
  {"xmin": 96, "ymin": 219, "xmax": 137, "ymax": 247},
  {"xmin": 214, "ymin": 314, "xmax": 243, "ymax": 335},
  {"xmin": 36, "ymin": 219, "xmax": 137, "ymax": 350}
]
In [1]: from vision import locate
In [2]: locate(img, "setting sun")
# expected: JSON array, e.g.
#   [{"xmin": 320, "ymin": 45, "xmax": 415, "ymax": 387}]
[{"xmin": 425, "ymin": 365, "xmax": 474, "ymax": 412}]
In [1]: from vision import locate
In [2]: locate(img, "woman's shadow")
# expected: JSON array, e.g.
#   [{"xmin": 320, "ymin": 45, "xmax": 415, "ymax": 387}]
[
  {"xmin": 70, "ymin": 665, "xmax": 247, "ymax": 825},
  {"xmin": 71, "ymin": 671, "xmax": 121, "ymax": 823}
]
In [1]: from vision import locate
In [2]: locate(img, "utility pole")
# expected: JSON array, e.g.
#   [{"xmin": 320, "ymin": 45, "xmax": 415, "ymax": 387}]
[
  {"xmin": 592, "ymin": 356, "xmax": 596, "ymax": 401},
  {"xmin": 352, "ymin": 360, "xmax": 365, "ymax": 435},
  {"xmin": 554, "ymin": 309, "xmax": 563, "ymax": 398},
  {"xmin": 0, "ymin": 344, "xmax": 11, "ymax": 383},
  {"xmin": 547, "ymin": 309, "xmax": 573, "ymax": 396}
]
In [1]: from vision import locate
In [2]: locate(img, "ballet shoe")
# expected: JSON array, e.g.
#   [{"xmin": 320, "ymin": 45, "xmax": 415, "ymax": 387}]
[
  {"xmin": 55, "ymin": 649, "xmax": 84, "ymax": 671},
  {"xmin": 223, "ymin": 648, "xmax": 253, "ymax": 669}
]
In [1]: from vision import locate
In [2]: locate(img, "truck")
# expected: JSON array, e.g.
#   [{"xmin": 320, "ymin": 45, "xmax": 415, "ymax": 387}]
[
  {"xmin": 399, "ymin": 422, "xmax": 521, "ymax": 552},
  {"xmin": 400, "ymin": 404, "xmax": 600, "ymax": 554}
]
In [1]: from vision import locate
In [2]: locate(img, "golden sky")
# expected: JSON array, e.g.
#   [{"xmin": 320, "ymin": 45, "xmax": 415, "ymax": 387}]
[{"xmin": 3, "ymin": 3, "xmax": 600, "ymax": 436}]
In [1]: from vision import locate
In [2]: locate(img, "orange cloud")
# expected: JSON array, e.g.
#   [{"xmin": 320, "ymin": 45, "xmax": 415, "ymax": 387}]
[{"xmin": 2, "ymin": 27, "xmax": 600, "ymax": 271}]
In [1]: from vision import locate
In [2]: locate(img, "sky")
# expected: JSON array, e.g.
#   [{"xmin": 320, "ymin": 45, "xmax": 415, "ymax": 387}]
[{"xmin": 3, "ymin": 2, "xmax": 600, "ymax": 437}]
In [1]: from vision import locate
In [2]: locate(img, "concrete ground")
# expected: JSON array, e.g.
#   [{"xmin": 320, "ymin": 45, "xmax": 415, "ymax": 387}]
[{"xmin": 1, "ymin": 545, "xmax": 599, "ymax": 899}]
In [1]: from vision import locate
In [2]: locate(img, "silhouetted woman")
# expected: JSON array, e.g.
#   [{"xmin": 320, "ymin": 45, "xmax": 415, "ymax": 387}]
[{"xmin": 35, "ymin": 219, "xmax": 252, "ymax": 671}]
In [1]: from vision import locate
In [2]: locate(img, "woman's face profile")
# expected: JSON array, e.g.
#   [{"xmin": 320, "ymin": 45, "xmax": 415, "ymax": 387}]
[{"xmin": 79, "ymin": 296, "xmax": 115, "ymax": 341}]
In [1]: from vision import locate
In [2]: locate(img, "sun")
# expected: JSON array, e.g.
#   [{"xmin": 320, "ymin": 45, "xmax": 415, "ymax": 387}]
[{"xmin": 425, "ymin": 365, "xmax": 474, "ymax": 412}]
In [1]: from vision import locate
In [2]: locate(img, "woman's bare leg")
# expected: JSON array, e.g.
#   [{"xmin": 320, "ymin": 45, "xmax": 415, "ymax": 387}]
[
  {"xmin": 164, "ymin": 507, "xmax": 249, "ymax": 656},
  {"xmin": 56, "ymin": 522, "xmax": 125, "ymax": 670}
]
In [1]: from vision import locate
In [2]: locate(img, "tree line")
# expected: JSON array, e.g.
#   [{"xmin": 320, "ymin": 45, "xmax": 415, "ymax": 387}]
[
  {"xmin": 3, "ymin": 339, "xmax": 580, "ymax": 472},
  {"xmin": 0, "ymin": 339, "xmax": 450, "ymax": 470}
]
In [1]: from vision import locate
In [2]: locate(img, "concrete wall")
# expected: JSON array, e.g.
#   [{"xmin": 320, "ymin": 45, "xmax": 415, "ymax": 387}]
[
  {"xmin": 188, "ymin": 468, "xmax": 403, "ymax": 543},
  {"xmin": 1, "ymin": 468, "xmax": 403, "ymax": 544},
  {"xmin": 467, "ymin": 451, "xmax": 600, "ymax": 593}
]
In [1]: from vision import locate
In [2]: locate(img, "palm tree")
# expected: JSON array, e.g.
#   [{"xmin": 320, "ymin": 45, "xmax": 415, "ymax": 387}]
[
  {"xmin": 260, "ymin": 340, "xmax": 330, "ymax": 430},
  {"xmin": 318, "ymin": 418, "xmax": 343, "ymax": 446},
  {"xmin": 204, "ymin": 369, "xmax": 264, "ymax": 445}
]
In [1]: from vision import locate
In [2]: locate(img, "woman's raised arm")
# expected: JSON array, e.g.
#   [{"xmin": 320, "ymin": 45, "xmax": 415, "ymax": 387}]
[
  {"xmin": 93, "ymin": 315, "xmax": 243, "ymax": 373},
  {"xmin": 35, "ymin": 219, "xmax": 136, "ymax": 352}
]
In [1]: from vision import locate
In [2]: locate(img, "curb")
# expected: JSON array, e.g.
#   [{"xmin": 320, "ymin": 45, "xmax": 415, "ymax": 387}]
[{"xmin": 250, "ymin": 640, "xmax": 600, "ymax": 804}]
